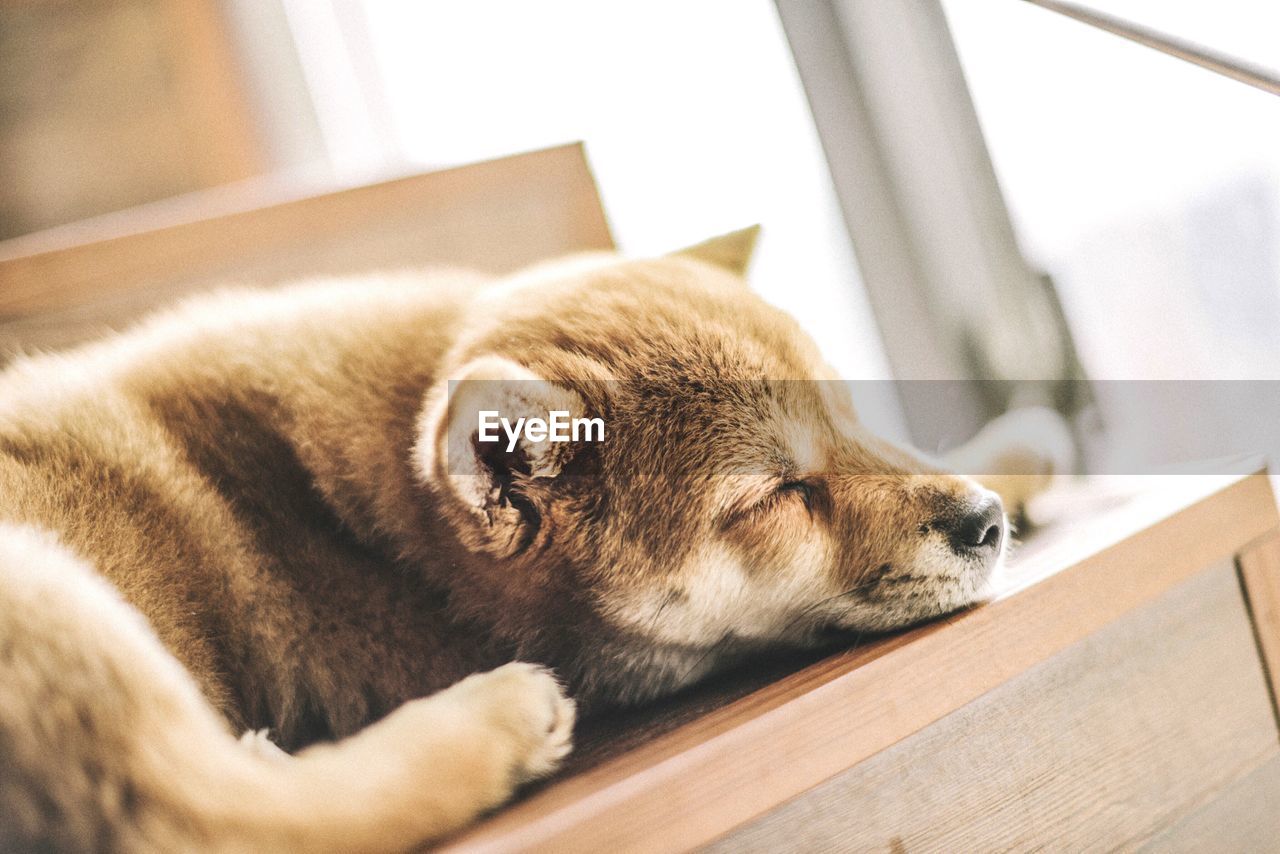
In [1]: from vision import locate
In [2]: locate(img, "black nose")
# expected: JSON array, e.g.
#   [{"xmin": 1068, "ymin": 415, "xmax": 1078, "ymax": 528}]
[{"xmin": 943, "ymin": 495, "xmax": 1005, "ymax": 557}]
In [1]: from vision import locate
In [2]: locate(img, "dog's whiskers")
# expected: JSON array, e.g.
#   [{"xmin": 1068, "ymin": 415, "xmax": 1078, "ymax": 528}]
[
  {"xmin": 644, "ymin": 589, "xmax": 680, "ymax": 638},
  {"xmin": 676, "ymin": 632, "xmax": 737, "ymax": 687},
  {"xmin": 778, "ymin": 572, "xmax": 889, "ymax": 639}
]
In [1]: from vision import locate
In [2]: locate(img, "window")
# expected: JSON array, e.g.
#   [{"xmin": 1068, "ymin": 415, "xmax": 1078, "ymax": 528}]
[
  {"xmin": 266, "ymin": 0, "xmax": 894, "ymax": 391},
  {"xmin": 938, "ymin": 0, "xmax": 1280, "ymax": 471},
  {"xmin": 941, "ymin": 0, "xmax": 1280, "ymax": 380}
]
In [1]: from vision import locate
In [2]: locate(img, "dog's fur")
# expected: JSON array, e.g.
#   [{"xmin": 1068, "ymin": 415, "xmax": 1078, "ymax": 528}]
[{"xmin": 0, "ymin": 232, "xmax": 1046, "ymax": 851}]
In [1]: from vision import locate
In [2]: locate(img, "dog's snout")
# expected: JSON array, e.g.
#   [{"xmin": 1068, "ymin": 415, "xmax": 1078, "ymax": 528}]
[{"xmin": 940, "ymin": 494, "xmax": 1005, "ymax": 558}]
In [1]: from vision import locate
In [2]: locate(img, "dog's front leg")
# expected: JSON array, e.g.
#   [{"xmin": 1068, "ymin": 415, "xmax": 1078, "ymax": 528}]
[
  {"xmin": 275, "ymin": 662, "xmax": 574, "ymax": 851},
  {"xmin": 0, "ymin": 522, "xmax": 574, "ymax": 853}
]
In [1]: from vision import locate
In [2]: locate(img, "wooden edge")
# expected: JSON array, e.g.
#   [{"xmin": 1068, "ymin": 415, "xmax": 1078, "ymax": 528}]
[
  {"xmin": 443, "ymin": 472, "xmax": 1279, "ymax": 853},
  {"xmin": 0, "ymin": 142, "xmax": 613, "ymax": 316},
  {"xmin": 1237, "ymin": 529, "xmax": 1280, "ymax": 728}
]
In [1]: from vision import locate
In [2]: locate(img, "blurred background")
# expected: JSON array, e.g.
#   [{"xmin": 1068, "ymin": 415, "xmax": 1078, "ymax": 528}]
[
  {"xmin": 2, "ymin": 0, "xmax": 1278, "ymax": 463},
  {"xmin": 944, "ymin": 0, "xmax": 1280, "ymax": 382}
]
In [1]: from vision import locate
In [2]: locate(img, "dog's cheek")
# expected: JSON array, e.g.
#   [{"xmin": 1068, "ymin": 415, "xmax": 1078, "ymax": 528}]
[{"xmin": 719, "ymin": 525, "xmax": 845, "ymax": 634}]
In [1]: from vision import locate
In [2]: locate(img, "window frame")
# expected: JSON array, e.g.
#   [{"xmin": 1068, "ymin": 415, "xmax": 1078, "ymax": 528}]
[{"xmin": 774, "ymin": 0, "xmax": 1081, "ymax": 446}]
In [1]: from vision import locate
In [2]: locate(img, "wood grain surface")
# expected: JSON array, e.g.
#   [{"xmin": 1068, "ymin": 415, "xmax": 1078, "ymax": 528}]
[
  {"xmin": 709, "ymin": 561, "xmax": 1278, "ymax": 852},
  {"xmin": 0, "ymin": 143, "xmax": 613, "ymax": 356},
  {"xmin": 1138, "ymin": 756, "xmax": 1280, "ymax": 853}
]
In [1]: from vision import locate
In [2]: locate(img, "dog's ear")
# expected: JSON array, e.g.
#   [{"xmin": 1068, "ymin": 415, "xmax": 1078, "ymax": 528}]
[
  {"xmin": 415, "ymin": 356, "xmax": 590, "ymax": 557},
  {"xmin": 671, "ymin": 225, "xmax": 761, "ymax": 277}
]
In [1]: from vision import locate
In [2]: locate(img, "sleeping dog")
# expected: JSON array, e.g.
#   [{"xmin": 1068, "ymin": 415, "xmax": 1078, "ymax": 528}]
[{"xmin": 0, "ymin": 230, "xmax": 1056, "ymax": 852}]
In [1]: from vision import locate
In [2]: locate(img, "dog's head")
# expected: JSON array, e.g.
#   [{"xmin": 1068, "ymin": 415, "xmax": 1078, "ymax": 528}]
[{"xmin": 414, "ymin": 230, "xmax": 1004, "ymax": 704}]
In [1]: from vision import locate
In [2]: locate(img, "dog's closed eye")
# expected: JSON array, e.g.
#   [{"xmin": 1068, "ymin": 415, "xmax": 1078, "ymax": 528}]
[
  {"xmin": 748, "ymin": 479, "xmax": 816, "ymax": 520},
  {"xmin": 776, "ymin": 480, "xmax": 814, "ymax": 513},
  {"xmin": 720, "ymin": 475, "xmax": 816, "ymax": 530}
]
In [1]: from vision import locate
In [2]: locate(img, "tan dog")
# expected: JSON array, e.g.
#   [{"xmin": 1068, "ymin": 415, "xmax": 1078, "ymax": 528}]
[{"xmin": 0, "ymin": 231, "xmax": 1053, "ymax": 852}]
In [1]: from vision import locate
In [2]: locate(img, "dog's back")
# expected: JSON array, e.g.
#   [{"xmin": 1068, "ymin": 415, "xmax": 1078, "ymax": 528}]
[{"xmin": 0, "ymin": 271, "xmax": 579, "ymax": 851}]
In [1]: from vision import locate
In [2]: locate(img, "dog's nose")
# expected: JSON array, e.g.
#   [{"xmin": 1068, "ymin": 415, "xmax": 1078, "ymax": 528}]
[{"xmin": 941, "ymin": 494, "xmax": 1005, "ymax": 558}]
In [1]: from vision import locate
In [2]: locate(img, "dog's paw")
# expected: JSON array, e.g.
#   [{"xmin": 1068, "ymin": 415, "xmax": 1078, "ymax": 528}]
[{"xmin": 449, "ymin": 662, "xmax": 576, "ymax": 784}]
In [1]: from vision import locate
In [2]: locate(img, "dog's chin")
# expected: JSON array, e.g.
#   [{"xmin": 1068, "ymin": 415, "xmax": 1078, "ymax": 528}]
[
  {"xmin": 586, "ymin": 555, "xmax": 1003, "ymax": 706},
  {"xmin": 579, "ymin": 634, "xmax": 743, "ymax": 707},
  {"xmin": 823, "ymin": 560, "xmax": 1000, "ymax": 638}
]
